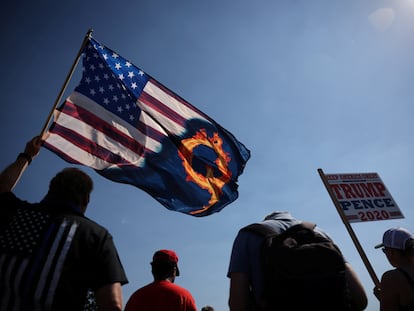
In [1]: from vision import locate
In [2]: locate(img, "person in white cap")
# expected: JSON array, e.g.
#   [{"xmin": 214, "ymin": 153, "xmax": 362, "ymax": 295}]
[{"xmin": 374, "ymin": 227, "xmax": 414, "ymax": 310}]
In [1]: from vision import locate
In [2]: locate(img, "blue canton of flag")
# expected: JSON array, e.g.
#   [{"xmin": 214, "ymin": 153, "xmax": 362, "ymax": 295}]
[{"xmin": 44, "ymin": 37, "xmax": 250, "ymax": 216}]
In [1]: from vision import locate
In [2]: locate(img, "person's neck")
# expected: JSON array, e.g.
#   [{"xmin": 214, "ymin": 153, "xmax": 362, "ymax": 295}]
[
  {"xmin": 41, "ymin": 194, "xmax": 84, "ymax": 215},
  {"xmin": 155, "ymin": 276, "xmax": 174, "ymax": 283},
  {"xmin": 166, "ymin": 276, "xmax": 175, "ymax": 283}
]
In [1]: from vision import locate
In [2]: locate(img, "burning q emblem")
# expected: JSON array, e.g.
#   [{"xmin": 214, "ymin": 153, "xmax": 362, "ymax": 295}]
[{"xmin": 178, "ymin": 129, "xmax": 232, "ymax": 215}]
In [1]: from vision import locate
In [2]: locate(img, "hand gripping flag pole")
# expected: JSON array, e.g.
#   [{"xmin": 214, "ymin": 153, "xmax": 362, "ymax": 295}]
[
  {"xmin": 9, "ymin": 29, "xmax": 93, "ymax": 187},
  {"xmin": 318, "ymin": 168, "xmax": 380, "ymax": 287}
]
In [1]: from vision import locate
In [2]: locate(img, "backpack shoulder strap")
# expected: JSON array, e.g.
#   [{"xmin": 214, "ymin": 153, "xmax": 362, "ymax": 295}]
[
  {"xmin": 283, "ymin": 221, "xmax": 315, "ymax": 233},
  {"xmin": 273, "ymin": 221, "xmax": 316, "ymax": 242},
  {"xmin": 240, "ymin": 221, "xmax": 316, "ymax": 238},
  {"xmin": 240, "ymin": 223, "xmax": 276, "ymax": 237}
]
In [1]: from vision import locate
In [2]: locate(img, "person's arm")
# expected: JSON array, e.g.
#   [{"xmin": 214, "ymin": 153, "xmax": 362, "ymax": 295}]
[
  {"xmin": 94, "ymin": 282, "xmax": 123, "ymax": 311},
  {"xmin": 228, "ymin": 272, "xmax": 253, "ymax": 311},
  {"xmin": 0, "ymin": 136, "xmax": 42, "ymax": 193},
  {"xmin": 378, "ymin": 271, "xmax": 400, "ymax": 311},
  {"xmin": 344, "ymin": 262, "xmax": 368, "ymax": 310}
]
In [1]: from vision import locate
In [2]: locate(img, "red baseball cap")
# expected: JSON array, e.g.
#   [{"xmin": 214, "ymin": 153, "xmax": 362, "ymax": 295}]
[{"xmin": 152, "ymin": 249, "xmax": 180, "ymax": 276}]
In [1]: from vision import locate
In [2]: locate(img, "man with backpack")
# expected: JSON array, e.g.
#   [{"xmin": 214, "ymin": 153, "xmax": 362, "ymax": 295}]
[{"xmin": 227, "ymin": 211, "xmax": 367, "ymax": 311}]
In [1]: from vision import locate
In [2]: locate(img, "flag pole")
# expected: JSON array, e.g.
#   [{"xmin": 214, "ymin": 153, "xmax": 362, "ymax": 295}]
[
  {"xmin": 317, "ymin": 168, "xmax": 380, "ymax": 287},
  {"xmin": 39, "ymin": 29, "xmax": 93, "ymax": 138}
]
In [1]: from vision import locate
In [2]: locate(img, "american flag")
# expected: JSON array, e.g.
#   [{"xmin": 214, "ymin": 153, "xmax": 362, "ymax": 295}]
[
  {"xmin": 0, "ymin": 209, "xmax": 79, "ymax": 311},
  {"xmin": 44, "ymin": 37, "xmax": 250, "ymax": 216}
]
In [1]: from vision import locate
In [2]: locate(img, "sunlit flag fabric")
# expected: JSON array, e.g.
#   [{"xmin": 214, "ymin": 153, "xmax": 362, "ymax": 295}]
[{"xmin": 44, "ymin": 37, "xmax": 250, "ymax": 217}]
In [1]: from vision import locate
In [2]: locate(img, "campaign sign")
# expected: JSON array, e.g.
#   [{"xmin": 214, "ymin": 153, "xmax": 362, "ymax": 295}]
[{"xmin": 325, "ymin": 173, "xmax": 404, "ymax": 223}]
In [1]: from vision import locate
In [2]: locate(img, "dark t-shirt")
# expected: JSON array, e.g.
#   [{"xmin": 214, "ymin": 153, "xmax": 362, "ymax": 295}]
[
  {"xmin": 0, "ymin": 192, "xmax": 128, "ymax": 311},
  {"xmin": 397, "ymin": 268, "xmax": 414, "ymax": 311}
]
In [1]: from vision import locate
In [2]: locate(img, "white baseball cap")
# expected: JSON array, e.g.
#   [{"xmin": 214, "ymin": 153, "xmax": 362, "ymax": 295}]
[{"xmin": 375, "ymin": 227, "xmax": 414, "ymax": 250}]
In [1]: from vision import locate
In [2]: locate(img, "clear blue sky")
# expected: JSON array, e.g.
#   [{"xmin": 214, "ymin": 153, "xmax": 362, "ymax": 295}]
[{"xmin": 2, "ymin": 1, "xmax": 414, "ymax": 310}]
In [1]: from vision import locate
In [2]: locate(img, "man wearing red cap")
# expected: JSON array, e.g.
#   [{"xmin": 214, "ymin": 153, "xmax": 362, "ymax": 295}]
[
  {"xmin": 374, "ymin": 227, "xmax": 414, "ymax": 310},
  {"xmin": 125, "ymin": 249, "xmax": 197, "ymax": 311}
]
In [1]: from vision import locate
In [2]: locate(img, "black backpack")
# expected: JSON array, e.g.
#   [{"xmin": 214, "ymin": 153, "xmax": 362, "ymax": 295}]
[{"xmin": 242, "ymin": 221, "xmax": 353, "ymax": 311}]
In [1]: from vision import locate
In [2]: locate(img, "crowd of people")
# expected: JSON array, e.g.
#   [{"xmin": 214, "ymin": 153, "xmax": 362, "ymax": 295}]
[{"xmin": 0, "ymin": 136, "xmax": 413, "ymax": 310}]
